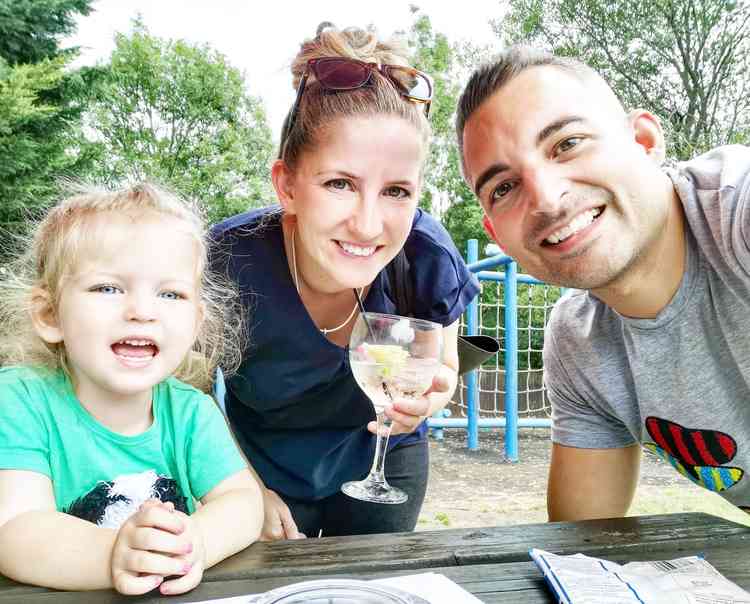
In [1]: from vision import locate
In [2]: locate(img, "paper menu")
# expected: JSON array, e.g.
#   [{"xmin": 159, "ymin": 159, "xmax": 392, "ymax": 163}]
[
  {"xmin": 190, "ymin": 572, "xmax": 484, "ymax": 603},
  {"xmin": 530, "ymin": 548, "xmax": 750, "ymax": 604},
  {"xmin": 373, "ymin": 572, "xmax": 484, "ymax": 603}
]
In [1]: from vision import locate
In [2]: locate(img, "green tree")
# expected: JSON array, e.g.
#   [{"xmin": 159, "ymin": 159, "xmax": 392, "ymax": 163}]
[
  {"xmin": 0, "ymin": 0, "xmax": 94, "ymax": 226},
  {"xmin": 0, "ymin": 0, "xmax": 92, "ymax": 64},
  {"xmin": 407, "ymin": 8, "xmax": 490, "ymax": 256},
  {"xmin": 501, "ymin": 0, "xmax": 750, "ymax": 159},
  {"xmin": 84, "ymin": 21, "xmax": 274, "ymax": 224}
]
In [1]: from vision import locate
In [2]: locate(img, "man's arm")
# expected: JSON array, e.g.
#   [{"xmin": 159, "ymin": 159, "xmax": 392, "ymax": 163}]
[{"xmin": 547, "ymin": 442, "xmax": 641, "ymax": 521}]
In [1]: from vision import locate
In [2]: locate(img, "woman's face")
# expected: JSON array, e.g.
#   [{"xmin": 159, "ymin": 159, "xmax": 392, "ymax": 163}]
[{"xmin": 275, "ymin": 114, "xmax": 425, "ymax": 294}]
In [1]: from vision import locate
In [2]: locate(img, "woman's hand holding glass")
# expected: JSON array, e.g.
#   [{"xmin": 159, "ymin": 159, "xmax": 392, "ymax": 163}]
[{"xmin": 367, "ymin": 366, "xmax": 454, "ymax": 436}]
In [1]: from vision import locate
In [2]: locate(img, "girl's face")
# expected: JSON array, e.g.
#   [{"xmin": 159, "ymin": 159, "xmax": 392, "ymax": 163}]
[
  {"xmin": 37, "ymin": 212, "xmax": 203, "ymax": 408},
  {"xmin": 275, "ymin": 114, "xmax": 425, "ymax": 294}
]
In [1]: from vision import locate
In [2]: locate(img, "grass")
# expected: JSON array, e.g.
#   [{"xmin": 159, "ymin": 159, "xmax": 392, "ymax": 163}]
[
  {"xmin": 434, "ymin": 512, "xmax": 451, "ymax": 527},
  {"xmin": 629, "ymin": 483, "xmax": 750, "ymax": 527}
]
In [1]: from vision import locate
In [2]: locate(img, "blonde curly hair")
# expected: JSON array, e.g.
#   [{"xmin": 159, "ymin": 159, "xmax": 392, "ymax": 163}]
[
  {"xmin": 0, "ymin": 182, "xmax": 245, "ymax": 393},
  {"xmin": 279, "ymin": 22, "xmax": 432, "ymax": 168}
]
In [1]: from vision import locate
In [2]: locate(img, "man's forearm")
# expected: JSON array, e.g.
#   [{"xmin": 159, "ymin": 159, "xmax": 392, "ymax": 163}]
[{"xmin": 0, "ymin": 510, "xmax": 116, "ymax": 590}]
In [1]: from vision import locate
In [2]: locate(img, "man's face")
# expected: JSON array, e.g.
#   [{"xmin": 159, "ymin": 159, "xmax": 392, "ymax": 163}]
[{"xmin": 462, "ymin": 66, "xmax": 670, "ymax": 290}]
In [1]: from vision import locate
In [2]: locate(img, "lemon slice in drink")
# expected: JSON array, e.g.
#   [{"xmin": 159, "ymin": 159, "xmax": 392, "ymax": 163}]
[{"xmin": 363, "ymin": 344, "xmax": 409, "ymax": 377}]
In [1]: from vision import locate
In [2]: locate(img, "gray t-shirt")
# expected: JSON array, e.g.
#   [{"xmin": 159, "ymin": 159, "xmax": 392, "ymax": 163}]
[{"xmin": 545, "ymin": 145, "xmax": 750, "ymax": 508}]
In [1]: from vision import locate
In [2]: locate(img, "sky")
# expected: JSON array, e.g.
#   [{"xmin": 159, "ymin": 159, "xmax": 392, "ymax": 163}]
[{"xmin": 65, "ymin": 0, "xmax": 507, "ymax": 139}]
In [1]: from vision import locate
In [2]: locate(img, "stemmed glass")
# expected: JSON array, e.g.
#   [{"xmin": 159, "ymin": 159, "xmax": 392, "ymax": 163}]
[{"xmin": 342, "ymin": 312, "xmax": 444, "ymax": 504}]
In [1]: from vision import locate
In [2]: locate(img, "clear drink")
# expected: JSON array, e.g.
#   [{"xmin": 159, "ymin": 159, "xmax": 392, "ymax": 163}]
[
  {"xmin": 342, "ymin": 313, "xmax": 443, "ymax": 505},
  {"xmin": 350, "ymin": 357, "xmax": 440, "ymax": 413}
]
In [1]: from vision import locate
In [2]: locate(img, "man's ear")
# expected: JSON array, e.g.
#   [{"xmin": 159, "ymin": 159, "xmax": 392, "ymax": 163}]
[
  {"xmin": 271, "ymin": 159, "xmax": 297, "ymax": 215},
  {"xmin": 628, "ymin": 109, "xmax": 666, "ymax": 165},
  {"xmin": 30, "ymin": 287, "xmax": 63, "ymax": 344},
  {"xmin": 483, "ymin": 214, "xmax": 500, "ymax": 244}
]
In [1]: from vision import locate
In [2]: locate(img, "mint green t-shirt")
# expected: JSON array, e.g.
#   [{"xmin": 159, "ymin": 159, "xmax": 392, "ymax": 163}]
[{"xmin": 0, "ymin": 366, "xmax": 247, "ymax": 528}]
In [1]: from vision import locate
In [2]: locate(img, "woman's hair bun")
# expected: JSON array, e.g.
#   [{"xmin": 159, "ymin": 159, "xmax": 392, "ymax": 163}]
[{"xmin": 315, "ymin": 21, "xmax": 336, "ymax": 38}]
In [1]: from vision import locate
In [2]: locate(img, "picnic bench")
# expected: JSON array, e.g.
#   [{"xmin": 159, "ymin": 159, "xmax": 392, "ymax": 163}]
[{"xmin": 1, "ymin": 512, "xmax": 748, "ymax": 602}]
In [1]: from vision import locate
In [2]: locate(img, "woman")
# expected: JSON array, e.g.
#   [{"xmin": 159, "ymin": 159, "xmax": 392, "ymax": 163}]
[{"xmin": 212, "ymin": 23, "xmax": 479, "ymax": 539}]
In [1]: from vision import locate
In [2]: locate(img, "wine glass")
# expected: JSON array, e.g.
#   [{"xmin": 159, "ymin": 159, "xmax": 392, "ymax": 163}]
[{"xmin": 342, "ymin": 312, "xmax": 444, "ymax": 504}]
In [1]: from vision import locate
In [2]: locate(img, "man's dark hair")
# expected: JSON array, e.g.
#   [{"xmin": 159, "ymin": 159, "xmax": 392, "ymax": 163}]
[{"xmin": 456, "ymin": 46, "xmax": 595, "ymax": 160}]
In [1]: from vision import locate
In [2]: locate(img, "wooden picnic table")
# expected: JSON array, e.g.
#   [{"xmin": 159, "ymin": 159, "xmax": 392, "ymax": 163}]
[{"xmin": 1, "ymin": 512, "xmax": 748, "ymax": 603}]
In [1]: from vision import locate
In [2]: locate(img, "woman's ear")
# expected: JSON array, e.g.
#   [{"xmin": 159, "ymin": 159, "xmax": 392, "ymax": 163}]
[
  {"xmin": 30, "ymin": 287, "xmax": 63, "ymax": 344},
  {"xmin": 271, "ymin": 159, "xmax": 297, "ymax": 215},
  {"xmin": 628, "ymin": 109, "xmax": 666, "ymax": 165}
]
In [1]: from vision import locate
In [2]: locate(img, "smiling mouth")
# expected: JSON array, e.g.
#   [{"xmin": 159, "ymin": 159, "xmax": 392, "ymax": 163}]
[
  {"xmin": 111, "ymin": 339, "xmax": 159, "ymax": 365},
  {"xmin": 337, "ymin": 240, "xmax": 378, "ymax": 257},
  {"xmin": 542, "ymin": 206, "xmax": 604, "ymax": 246}
]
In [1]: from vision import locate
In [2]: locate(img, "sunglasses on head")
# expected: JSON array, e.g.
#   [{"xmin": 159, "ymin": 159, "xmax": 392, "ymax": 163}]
[{"xmin": 280, "ymin": 57, "xmax": 433, "ymax": 157}]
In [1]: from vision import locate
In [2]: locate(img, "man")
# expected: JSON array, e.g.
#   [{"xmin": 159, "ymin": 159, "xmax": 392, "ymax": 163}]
[{"xmin": 456, "ymin": 46, "xmax": 750, "ymax": 521}]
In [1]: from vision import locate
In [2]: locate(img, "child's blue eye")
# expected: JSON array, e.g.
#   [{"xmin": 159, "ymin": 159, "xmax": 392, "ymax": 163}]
[
  {"xmin": 159, "ymin": 291, "xmax": 184, "ymax": 300},
  {"xmin": 92, "ymin": 284, "xmax": 121, "ymax": 295}
]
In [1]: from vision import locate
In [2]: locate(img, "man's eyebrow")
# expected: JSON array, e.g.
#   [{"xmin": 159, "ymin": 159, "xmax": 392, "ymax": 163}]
[
  {"xmin": 473, "ymin": 116, "xmax": 588, "ymax": 197},
  {"xmin": 474, "ymin": 162, "xmax": 509, "ymax": 197},
  {"xmin": 536, "ymin": 116, "xmax": 586, "ymax": 146}
]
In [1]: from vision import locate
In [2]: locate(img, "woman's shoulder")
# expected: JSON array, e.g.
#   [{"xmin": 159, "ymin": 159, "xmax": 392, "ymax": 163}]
[
  {"xmin": 399, "ymin": 210, "xmax": 480, "ymax": 324},
  {"xmin": 406, "ymin": 209, "xmax": 465, "ymax": 265}
]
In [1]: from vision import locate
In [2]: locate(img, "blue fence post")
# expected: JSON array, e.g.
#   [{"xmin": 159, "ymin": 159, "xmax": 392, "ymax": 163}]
[
  {"xmin": 504, "ymin": 261, "xmax": 519, "ymax": 462},
  {"xmin": 213, "ymin": 367, "xmax": 227, "ymax": 415},
  {"xmin": 466, "ymin": 239, "xmax": 480, "ymax": 451}
]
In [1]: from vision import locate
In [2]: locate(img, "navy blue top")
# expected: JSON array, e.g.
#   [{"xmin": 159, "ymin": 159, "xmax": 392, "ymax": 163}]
[{"xmin": 211, "ymin": 207, "xmax": 480, "ymax": 500}]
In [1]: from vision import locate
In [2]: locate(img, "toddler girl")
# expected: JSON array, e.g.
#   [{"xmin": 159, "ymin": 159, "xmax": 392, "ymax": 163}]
[{"xmin": 0, "ymin": 183, "xmax": 262, "ymax": 595}]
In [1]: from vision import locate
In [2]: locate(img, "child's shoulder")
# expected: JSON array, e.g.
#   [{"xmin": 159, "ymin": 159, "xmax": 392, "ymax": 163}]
[
  {"xmin": 160, "ymin": 375, "xmax": 209, "ymax": 395},
  {"xmin": 0, "ymin": 366, "xmax": 68, "ymax": 422},
  {"xmin": 157, "ymin": 377, "xmax": 220, "ymax": 413},
  {"xmin": 0, "ymin": 365, "xmax": 64, "ymax": 392},
  {"xmin": 154, "ymin": 377, "xmax": 225, "ymax": 436}
]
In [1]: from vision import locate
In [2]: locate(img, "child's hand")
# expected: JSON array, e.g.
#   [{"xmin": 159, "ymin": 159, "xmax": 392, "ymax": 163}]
[
  {"xmin": 157, "ymin": 509, "xmax": 207, "ymax": 595},
  {"xmin": 110, "ymin": 499, "xmax": 195, "ymax": 595}
]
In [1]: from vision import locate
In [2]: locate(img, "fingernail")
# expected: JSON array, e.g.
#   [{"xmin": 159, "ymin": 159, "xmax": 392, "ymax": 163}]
[
  {"xmin": 185, "ymin": 542, "xmax": 193, "ymax": 554},
  {"xmin": 182, "ymin": 563, "xmax": 192, "ymax": 575}
]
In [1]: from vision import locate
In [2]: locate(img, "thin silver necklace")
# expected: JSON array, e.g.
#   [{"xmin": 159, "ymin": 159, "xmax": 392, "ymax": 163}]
[{"xmin": 291, "ymin": 225, "xmax": 363, "ymax": 335}]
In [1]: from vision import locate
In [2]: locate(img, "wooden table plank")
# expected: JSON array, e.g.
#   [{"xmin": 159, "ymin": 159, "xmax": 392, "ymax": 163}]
[
  {"xmin": 204, "ymin": 512, "xmax": 750, "ymax": 581},
  {"xmin": 1, "ymin": 513, "xmax": 748, "ymax": 602},
  {"xmin": 455, "ymin": 513, "xmax": 750, "ymax": 565},
  {"xmin": 7, "ymin": 548, "xmax": 750, "ymax": 604},
  {"xmin": 0, "ymin": 562, "xmax": 556, "ymax": 603},
  {"xmin": 4, "ymin": 549, "xmax": 750, "ymax": 604}
]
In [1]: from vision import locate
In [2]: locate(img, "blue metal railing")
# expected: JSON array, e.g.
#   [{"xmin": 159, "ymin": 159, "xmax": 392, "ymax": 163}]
[{"xmin": 426, "ymin": 239, "xmax": 553, "ymax": 462}]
